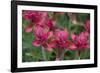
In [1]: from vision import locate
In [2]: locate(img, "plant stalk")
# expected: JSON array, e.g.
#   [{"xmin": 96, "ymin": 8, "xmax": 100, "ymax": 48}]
[{"xmin": 41, "ymin": 47, "xmax": 47, "ymax": 61}]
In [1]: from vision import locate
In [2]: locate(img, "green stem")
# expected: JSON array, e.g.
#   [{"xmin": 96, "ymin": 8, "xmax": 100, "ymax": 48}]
[
  {"xmin": 56, "ymin": 48, "xmax": 66, "ymax": 60},
  {"xmin": 76, "ymin": 50, "xmax": 80, "ymax": 60},
  {"xmin": 60, "ymin": 49, "xmax": 66, "ymax": 60},
  {"xmin": 41, "ymin": 47, "xmax": 47, "ymax": 61},
  {"xmin": 55, "ymin": 48, "xmax": 60, "ymax": 60},
  {"xmin": 78, "ymin": 56, "xmax": 80, "ymax": 60}
]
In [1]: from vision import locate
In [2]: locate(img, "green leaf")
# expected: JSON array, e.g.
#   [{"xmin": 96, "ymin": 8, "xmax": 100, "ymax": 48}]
[
  {"xmin": 76, "ymin": 13, "xmax": 90, "ymax": 23},
  {"xmin": 69, "ymin": 24, "xmax": 85, "ymax": 35},
  {"xmin": 22, "ymin": 18, "xmax": 30, "ymax": 26},
  {"xmin": 56, "ymin": 14, "xmax": 69, "ymax": 29},
  {"xmin": 64, "ymin": 50, "xmax": 78, "ymax": 60},
  {"xmin": 22, "ymin": 26, "xmax": 43, "ymax": 62},
  {"xmin": 80, "ymin": 49, "xmax": 90, "ymax": 59}
]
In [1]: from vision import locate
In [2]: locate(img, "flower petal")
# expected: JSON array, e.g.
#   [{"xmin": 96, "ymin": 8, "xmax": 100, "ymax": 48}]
[
  {"xmin": 71, "ymin": 34, "xmax": 77, "ymax": 41},
  {"xmin": 32, "ymin": 40, "xmax": 41, "ymax": 47},
  {"xmin": 47, "ymin": 31, "xmax": 53, "ymax": 39},
  {"xmin": 25, "ymin": 24, "xmax": 33, "ymax": 32},
  {"xmin": 47, "ymin": 40, "xmax": 56, "ymax": 48},
  {"xmin": 45, "ymin": 47, "xmax": 53, "ymax": 52},
  {"xmin": 69, "ymin": 44, "xmax": 77, "ymax": 50}
]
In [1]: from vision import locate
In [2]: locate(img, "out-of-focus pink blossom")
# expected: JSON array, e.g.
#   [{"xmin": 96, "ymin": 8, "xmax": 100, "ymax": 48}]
[
  {"xmin": 69, "ymin": 32, "xmax": 89, "ymax": 50},
  {"xmin": 23, "ymin": 11, "xmax": 48, "ymax": 33},
  {"xmin": 46, "ymin": 19, "xmax": 56, "ymax": 30},
  {"xmin": 22, "ymin": 10, "xmax": 34, "ymax": 20},
  {"xmin": 23, "ymin": 11, "xmax": 48, "ymax": 26},
  {"xmin": 85, "ymin": 20, "xmax": 90, "ymax": 33},
  {"xmin": 37, "ymin": 12, "xmax": 48, "ymax": 26}
]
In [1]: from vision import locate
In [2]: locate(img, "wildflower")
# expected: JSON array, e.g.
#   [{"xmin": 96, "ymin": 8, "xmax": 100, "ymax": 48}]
[
  {"xmin": 54, "ymin": 30, "xmax": 69, "ymax": 49},
  {"xmin": 69, "ymin": 32, "xmax": 89, "ymax": 50},
  {"xmin": 32, "ymin": 25, "xmax": 53, "ymax": 47}
]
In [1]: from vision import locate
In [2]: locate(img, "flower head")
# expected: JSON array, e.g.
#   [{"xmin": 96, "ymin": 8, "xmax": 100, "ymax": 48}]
[
  {"xmin": 46, "ymin": 19, "xmax": 56, "ymax": 31},
  {"xmin": 69, "ymin": 32, "xmax": 89, "ymax": 50},
  {"xmin": 54, "ymin": 30, "xmax": 69, "ymax": 49},
  {"xmin": 32, "ymin": 25, "xmax": 53, "ymax": 48}
]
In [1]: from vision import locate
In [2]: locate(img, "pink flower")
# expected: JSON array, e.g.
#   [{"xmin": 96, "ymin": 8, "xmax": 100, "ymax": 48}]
[
  {"xmin": 85, "ymin": 20, "xmax": 90, "ymax": 33},
  {"xmin": 70, "ymin": 32, "xmax": 89, "ymax": 50},
  {"xmin": 23, "ymin": 11, "xmax": 48, "ymax": 33},
  {"xmin": 38, "ymin": 12, "xmax": 48, "ymax": 25},
  {"xmin": 54, "ymin": 30, "xmax": 69, "ymax": 49},
  {"xmin": 44, "ymin": 40, "xmax": 56, "ymax": 52},
  {"xmin": 22, "ymin": 10, "xmax": 34, "ymax": 20},
  {"xmin": 32, "ymin": 25, "xmax": 53, "ymax": 47},
  {"xmin": 46, "ymin": 19, "xmax": 56, "ymax": 30},
  {"xmin": 23, "ymin": 11, "xmax": 48, "ymax": 26}
]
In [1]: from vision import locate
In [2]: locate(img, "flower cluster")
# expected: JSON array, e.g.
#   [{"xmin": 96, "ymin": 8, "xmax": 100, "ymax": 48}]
[{"xmin": 22, "ymin": 10, "xmax": 90, "ymax": 60}]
